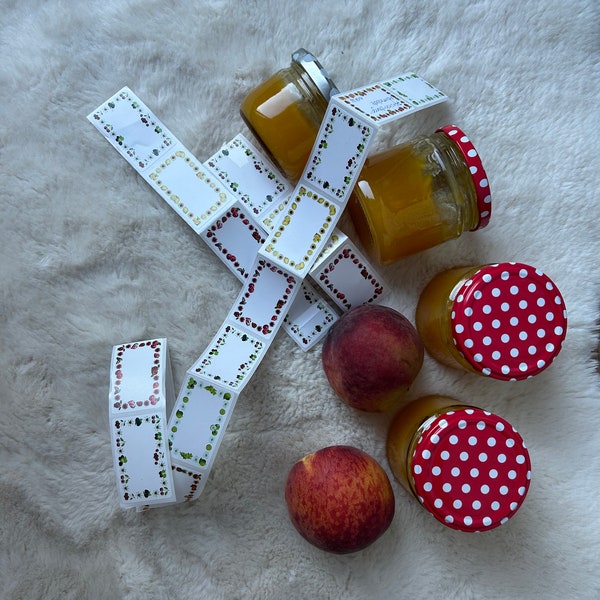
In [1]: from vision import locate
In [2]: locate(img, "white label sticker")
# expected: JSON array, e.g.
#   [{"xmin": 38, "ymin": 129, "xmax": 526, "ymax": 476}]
[{"xmin": 168, "ymin": 376, "xmax": 238, "ymax": 472}]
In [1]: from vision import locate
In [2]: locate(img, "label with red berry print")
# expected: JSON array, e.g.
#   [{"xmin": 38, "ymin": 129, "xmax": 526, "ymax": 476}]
[
  {"xmin": 309, "ymin": 236, "xmax": 386, "ymax": 311},
  {"xmin": 227, "ymin": 255, "xmax": 301, "ymax": 343},
  {"xmin": 200, "ymin": 203, "xmax": 266, "ymax": 282},
  {"xmin": 109, "ymin": 339, "xmax": 169, "ymax": 413},
  {"xmin": 108, "ymin": 339, "xmax": 176, "ymax": 508},
  {"xmin": 171, "ymin": 464, "xmax": 208, "ymax": 503}
]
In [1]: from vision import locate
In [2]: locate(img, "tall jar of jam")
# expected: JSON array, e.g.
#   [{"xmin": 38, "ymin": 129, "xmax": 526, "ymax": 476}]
[
  {"xmin": 347, "ymin": 125, "xmax": 492, "ymax": 265},
  {"xmin": 240, "ymin": 48, "xmax": 338, "ymax": 182},
  {"xmin": 387, "ymin": 395, "xmax": 532, "ymax": 532},
  {"xmin": 415, "ymin": 262, "xmax": 567, "ymax": 380}
]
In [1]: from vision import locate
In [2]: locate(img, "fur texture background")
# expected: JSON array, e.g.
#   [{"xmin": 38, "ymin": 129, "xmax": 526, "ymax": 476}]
[{"xmin": 1, "ymin": 1, "xmax": 599, "ymax": 599}]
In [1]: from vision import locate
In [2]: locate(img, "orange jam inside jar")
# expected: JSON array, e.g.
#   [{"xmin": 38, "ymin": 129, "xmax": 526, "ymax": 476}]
[
  {"xmin": 348, "ymin": 125, "xmax": 492, "ymax": 265},
  {"xmin": 415, "ymin": 262, "xmax": 568, "ymax": 380},
  {"xmin": 387, "ymin": 395, "xmax": 532, "ymax": 532},
  {"xmin": 240, "ymin": 49, "xmax": 338, "ymax": 182}
]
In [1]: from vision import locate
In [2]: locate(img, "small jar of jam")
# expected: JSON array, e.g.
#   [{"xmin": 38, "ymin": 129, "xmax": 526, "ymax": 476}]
[
  {"xmin": 415, "ymin": 262, "xmax": 567, "ymax": 380},
  {"xmin": 387, "ymin": 395, "xmax": 532, "ymax": 532},
  {"xmin": 240, "ymin": 48, "xmax": 338, "ymax": 182},
  {"xmin": 347, "ymin": 125, "xmax": 491, "ymax": 265}
]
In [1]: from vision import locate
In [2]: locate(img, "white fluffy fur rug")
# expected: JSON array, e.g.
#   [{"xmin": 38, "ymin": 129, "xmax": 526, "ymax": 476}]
[{"xmin": 1, "ymin": 1, "xmax": 599, "ymax": 598}]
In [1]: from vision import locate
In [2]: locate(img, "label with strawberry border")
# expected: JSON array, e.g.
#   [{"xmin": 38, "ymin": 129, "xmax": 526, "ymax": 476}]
[{"xmin": 309, "ymin": 238, "xmax": 386, "ymax": 311}]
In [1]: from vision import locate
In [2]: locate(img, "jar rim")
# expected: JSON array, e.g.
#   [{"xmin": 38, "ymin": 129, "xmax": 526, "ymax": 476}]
[
  {"xmin": 437, "ymin": 125, "xmax": 492, "ymax": 231},
  {"xmin": 292, "ymin": 48, "xmax": 339, "ymax": 102},
  {"xmin": 410, "ymin": 407, "xmax": 531, "ymax": 532}
]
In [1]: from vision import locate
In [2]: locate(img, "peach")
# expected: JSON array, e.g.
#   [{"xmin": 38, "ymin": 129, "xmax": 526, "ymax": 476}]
[
  {"xmin": 284, "ymin": 445, "xmax": 395, "ymax": 554},
  {"xmin": 322, "ymin": 304, "xmax": 424, "ymax": 412}
]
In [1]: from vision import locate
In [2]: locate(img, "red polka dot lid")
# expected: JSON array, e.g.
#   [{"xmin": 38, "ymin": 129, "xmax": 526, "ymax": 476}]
[
  {"xmin": 451, "ymin": 262, "xmax": 567, "ymax": 381},
  {"xmin": 437, "ymin": 125, "xmax": 491, "ymax": 231},
  {"xmin": 411, "ymin": 407, "xmax": 531, "ymax": 532}
]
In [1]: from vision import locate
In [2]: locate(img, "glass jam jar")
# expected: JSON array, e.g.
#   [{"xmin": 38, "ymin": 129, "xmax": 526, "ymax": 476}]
[
  {"xmin": 240, "ymin": 48, "xmax": 338, "ymax": 182},
  {"xmin": 347, "ymin": 125, "xmax": 491, "ymax": 265},
  {"xmin": 416, "ymin": 262, "xmax": 567, "ymax": 380},
  {"xmin": 386, "ymin": 394, "xmax": 532, "ymax": 532}
]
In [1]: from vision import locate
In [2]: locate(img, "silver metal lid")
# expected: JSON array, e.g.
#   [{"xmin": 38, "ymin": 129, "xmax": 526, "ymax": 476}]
[{"xmin": 291, "ymin": 48, "xmax": 339, "ymax": 101}]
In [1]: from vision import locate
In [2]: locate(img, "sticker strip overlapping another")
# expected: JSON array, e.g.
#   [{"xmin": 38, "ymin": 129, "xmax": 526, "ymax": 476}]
[{"xmin": 90, "ymin": 71, "xmax": 447, "ymax": 508}]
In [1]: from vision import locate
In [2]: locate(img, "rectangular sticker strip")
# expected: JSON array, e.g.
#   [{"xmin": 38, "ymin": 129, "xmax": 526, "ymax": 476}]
[
  {"xmin": 309, "ymin": 237, "xmax": 387, "ymax": 311},
  {"xmin": 204, "ymin": 135, "xmax": 293, "ymax": 222},
  {"xmin": 336, "ymin": 72, "xmax": 447, "ymax": 126},
  {"xmin": 97, "ymin": 71, "xmax": 447, "ymax": 507},
  {"xmin": 168, "ymin": 375, "xmax": 238, "ymax": 475},
  {"xmin": 282, "ymin": 279, "xmax": 339, "ymax": 350},
  {"xmin": 108, "ymin": 339, "xmax": 176, "ymax": 509},
  {"xmin": 89, "ymin": 90, "xmax": 336, "ymax": 350}
]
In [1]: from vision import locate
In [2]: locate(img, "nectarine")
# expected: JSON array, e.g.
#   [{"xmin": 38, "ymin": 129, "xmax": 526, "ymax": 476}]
[
  {"xmin": 322, "ymin": 304, "xmax": 424, "ymax": 412},
  {"xmin": 284, "ymin": 445, "xmax": 395, "ymax": 553}
]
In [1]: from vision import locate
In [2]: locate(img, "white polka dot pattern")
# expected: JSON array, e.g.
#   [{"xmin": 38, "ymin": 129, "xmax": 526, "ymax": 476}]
[
  {"xmin": 437, "ymin": 125, "xmax": 491, "ymax": 230},
  {"xmin": 451, "ymin": 262, "xmax": 567, "ymax": 380},
  {"xmin": 411, "ymin": 408, "xmax": 531, "ymax": 532}
]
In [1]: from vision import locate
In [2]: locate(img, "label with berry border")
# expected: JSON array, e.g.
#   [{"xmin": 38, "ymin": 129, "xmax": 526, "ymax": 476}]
[
  {"xmin": 171, "ymin": 464, "xmax": 208, "ymax": 502},
  {"xmin": 336, "ymin": 73, "xmax": 447, "ymax": 126},
  {"xmin": 200, "ymin": 202, "xmax": 266, "ymax": 282},
  {"xmin": 259, "ymin": 184, "xmax": 342, "ymax": 278},
  {"xmin": 146, "ymin": 150, "xmax": 236, "ymax": 234},
  {"xmin": 301, "ymin": 100, "xmax": 374, "ymax": 204},
  {"xmin": 227, "ymin": 255, "xmax": 301, "ymax": 342},
  {"xmin": 109, "ymin": 339, "xmax": 172, "ymax": 414},
  {"xmin": 283, "ymin": 280, "xmax": 339, "ymax": 350},
  {"xmin": 204, "ymin": 134, "xmax": 292, "ymax": 220},
  {"xmin": 110, "ymin": 412, "xmax": 175, "ymax": 508},
  {"xmin": 309, "ymin": 239, "xmax": 386, "ymax": 311},
  {"xmin": 87, "ymin": 87, "xmax": 175, "ymax": 172},
  {"xmin": 168, "ymin": 376, "xmax": 238, "ymax": 473},
  {"xmin": 108, "ymin": 338, "xmax": 175, "ymax": 507},
  {"xmin": 188, "ymin": 322, "xmax": 268, "ymax": 393}
]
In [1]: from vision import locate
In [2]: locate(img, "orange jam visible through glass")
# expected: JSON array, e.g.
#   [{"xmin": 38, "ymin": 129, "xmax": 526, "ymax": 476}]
[
  {"xmin": 240, "ymin": 72, "xmax": 323, "ymax": 182},
  {"xmin": 415, "ymin": 266, "xmax": 481, "ymax": 373},
  {"xmin": 387, "ymin": 395, "xmax": 470, "ymax": 491},
  {"xmin": 348, "ymin": 133, "xmax": 479, "ymax": 265}
]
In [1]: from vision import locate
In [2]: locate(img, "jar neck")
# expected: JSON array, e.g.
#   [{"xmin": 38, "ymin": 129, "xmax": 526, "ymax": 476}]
[
  {"xmin": 430, "ymin": 131, "xmax": 480, "ymax": 231},
  {"xmin": 289, "ymin": 61, "xmax": 330, "ymax": 115}
]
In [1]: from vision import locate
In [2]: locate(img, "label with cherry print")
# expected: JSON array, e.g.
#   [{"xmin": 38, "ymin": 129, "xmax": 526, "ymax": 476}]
[
  {"xmin": 108, "ymin": 339, "xmax": 176, "ymax": 509},
  {"xmin": 411, "ymin": 407, "xmax": 531, "ymax": 532}
]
